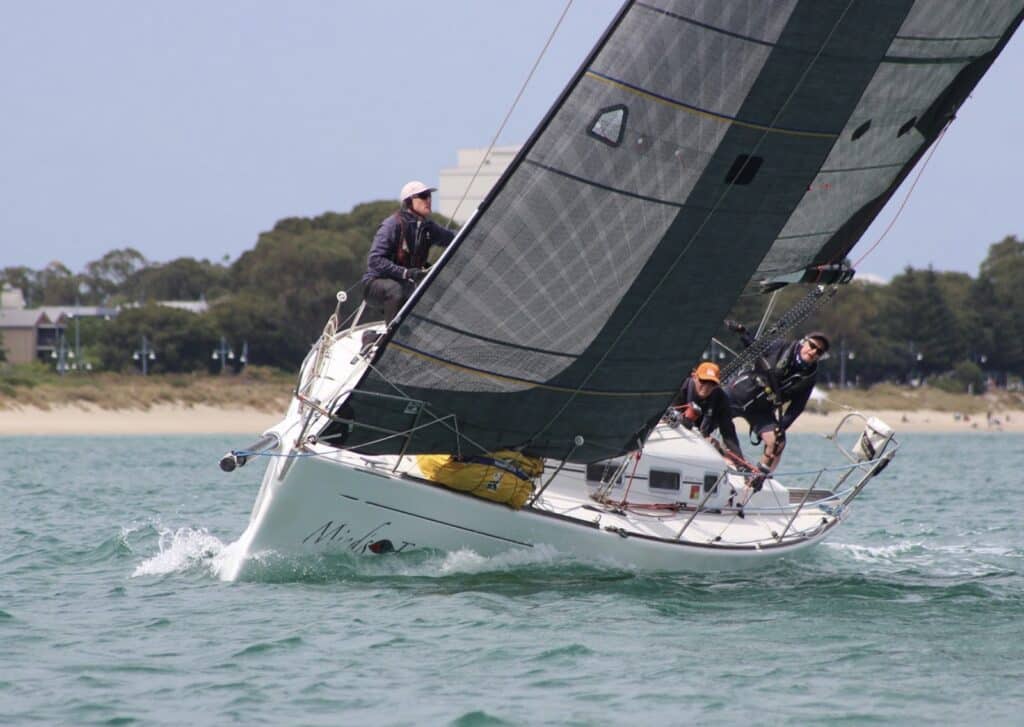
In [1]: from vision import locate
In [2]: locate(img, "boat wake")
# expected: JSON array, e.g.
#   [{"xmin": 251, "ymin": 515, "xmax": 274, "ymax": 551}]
[
  {"xmin": 822, "ymin": 539, "xmax": 1021, "ymax": 582},
  {"xmin": 130, "ymin": 524, "xmax": 231, "ymax": 579}
]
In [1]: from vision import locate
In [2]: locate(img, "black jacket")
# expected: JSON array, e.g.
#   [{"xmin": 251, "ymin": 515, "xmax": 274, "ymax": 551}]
[
  {"xmin": 726, "ymin": 339, "xmax": 818, "ymax": 431},
  {"xmin": 671, "ymin": 378, "xmax": 743, "ymax": 458}
]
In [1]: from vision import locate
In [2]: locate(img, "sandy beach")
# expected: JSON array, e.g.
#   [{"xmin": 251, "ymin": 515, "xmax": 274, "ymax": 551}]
[
  {"xmin": 0, "ymin": 404, "xmax": 281, "ymax": 436},
  {"xmin": 0, "ymin": 403, "xmax": 1020, "ymax": 436}
]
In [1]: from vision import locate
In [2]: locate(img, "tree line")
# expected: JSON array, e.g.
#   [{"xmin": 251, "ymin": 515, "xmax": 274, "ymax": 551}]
[{"xmin": 3, "ymin": 201, "xmax": 1021, "ymax": 392}]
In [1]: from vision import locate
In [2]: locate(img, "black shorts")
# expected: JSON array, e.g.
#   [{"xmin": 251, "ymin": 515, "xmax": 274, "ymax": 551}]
[{"xmin": 735, "ymin": 406, "xmax": 778, "ymax": 436}]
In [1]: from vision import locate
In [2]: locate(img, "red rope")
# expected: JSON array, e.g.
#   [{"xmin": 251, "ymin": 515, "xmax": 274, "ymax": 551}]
[{"xmin": 850, "ymin": 121, "xmax": 951, "ymax": 270}]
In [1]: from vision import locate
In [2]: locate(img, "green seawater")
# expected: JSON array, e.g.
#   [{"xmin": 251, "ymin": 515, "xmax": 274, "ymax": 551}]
[{"xmin": 2, "ymin": 433, "xmax": 1022, "ymax": 725}]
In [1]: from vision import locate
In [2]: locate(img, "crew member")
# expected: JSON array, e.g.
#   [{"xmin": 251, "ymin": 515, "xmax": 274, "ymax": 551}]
[
  {"xmin": 667, "ymin": 361, "xmax": 743, "ymax": 459},
  {"xmin": 362, "ymin": 180, "xmax": 455, "ymax": 323},
  {"xmin": 725, "ymin": 328, "xmax": 829, "ymax": 471}
]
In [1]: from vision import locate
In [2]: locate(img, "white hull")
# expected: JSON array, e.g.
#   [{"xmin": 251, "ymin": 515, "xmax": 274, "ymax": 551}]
[{"xmin": 220, "ymin": 322, "xmax": 893, "ymax": 581}]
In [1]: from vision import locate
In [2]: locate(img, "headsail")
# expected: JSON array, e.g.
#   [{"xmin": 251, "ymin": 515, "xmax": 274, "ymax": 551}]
[{"xmin": 326, "ymin": 0, "xmax": 1024, "ymax": 462}]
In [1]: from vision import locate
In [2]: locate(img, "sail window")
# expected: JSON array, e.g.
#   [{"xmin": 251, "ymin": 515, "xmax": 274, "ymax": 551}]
[
  {"xmin": 852, "ymin": 120, "xmax": 871, "ymax": 141},
  {"xmin": 649, "ymin": 470, "xmax": 680, "ymax": 491},
  {"xmin": 588, "ymin": 105, "xmax": 628, "ymax": 147},
  {"xmin": 725, "ymin": 154, "xmax": 763, "ymax": 185},
  {"xmin": 898, "ymin": 116, "xmax": 917, "ymax": 137}
]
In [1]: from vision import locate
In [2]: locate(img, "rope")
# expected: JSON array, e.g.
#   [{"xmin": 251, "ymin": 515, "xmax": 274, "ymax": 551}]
[
  {"xmin": 719, "ymin": 285, "xmax": 839, "ymax": 385},
  {"xmin": 850, "ymin": 120, "xmax": 952, "ymax": 269},
  {"xmin": 444, "ymin": 0, "xmax": 575, "ymax": 229}
]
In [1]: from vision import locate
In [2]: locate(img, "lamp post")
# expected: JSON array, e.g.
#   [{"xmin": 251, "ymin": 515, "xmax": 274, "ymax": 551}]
[
  {"xmin": 132, "ymin": 335, "xmax": 156, "ymax": 375},
  {"xmin": 51, "ymin": 333, "xmax": 74, "ymax": 376},
  {"xmin": 839, "ymin": 339, "xmax": 856, "ymax": 388},
  {"xmin": 236, "ymin": 341, "xmax": 248, "ymax": 373},
  {"xmin": 211, "ymin": 336, "xmax": 234, "ymax": 374}
]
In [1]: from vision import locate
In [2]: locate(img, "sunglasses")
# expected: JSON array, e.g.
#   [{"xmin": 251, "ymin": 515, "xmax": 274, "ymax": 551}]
[
  {"xmin": 414, "ymin": 191, "xmax": 432, "ymax": 200},
  {"xmin": 805, "ymin": 340, "xmax": 824, "ymax": 354}
]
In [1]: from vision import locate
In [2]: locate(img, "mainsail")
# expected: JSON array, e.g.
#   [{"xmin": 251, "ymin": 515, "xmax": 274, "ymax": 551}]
[{"xmin": 327, "ymin": 0, "xmax": 1024, "ymax": 462}]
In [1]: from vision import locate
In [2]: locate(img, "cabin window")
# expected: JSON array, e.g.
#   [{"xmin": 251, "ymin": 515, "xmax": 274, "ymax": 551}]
[
  {"xmin": 703, "ymin": 472, "xmax": 720, "ymax": 493},
  {"xmin": 586, "ymin": 461, "xmax": 623, "ymax": 485},
  {"xmin": 852, "ymin": 120, "xmax": 871, "ymax": 141},
  {"xmin": 588, "ymin": 105, "xmax": 628, "ymax": 147},
  {"xmin": 897, "ymin": 116, "xmax": 917, "ymax": 138},
  {"xmin": 725, "ymin": 154, "xmax": 762, "ymax": 185},
  {"xmin": 649, "ymin": 470, "xmax": 680, "ymax": 491}
]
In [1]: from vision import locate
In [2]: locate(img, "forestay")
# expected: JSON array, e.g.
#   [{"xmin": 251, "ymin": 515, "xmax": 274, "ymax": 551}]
[{"xmin": 326, "ymin": 0, "xmax": 1024, "ymax": 462}]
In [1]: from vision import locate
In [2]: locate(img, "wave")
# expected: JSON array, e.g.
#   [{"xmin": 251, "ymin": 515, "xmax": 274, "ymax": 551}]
[{"xmin": 131, "ymin": 525, "xmax": 227, "ymax": 578}]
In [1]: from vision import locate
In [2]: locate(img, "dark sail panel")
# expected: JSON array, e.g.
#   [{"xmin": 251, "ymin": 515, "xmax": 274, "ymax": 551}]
[
  {"xmin": 752, "ymin": 1, "xmax": 1024, "ymax": 285},
  {"xmin": 331, "ymin": 0, "xmax": 1023, "ymax": 462}
]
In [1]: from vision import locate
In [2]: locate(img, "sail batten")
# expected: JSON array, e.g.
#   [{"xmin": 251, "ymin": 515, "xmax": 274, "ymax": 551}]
[{"xmin": 325, "ymin": 0, "xmax": 1024, "ymax": 462}]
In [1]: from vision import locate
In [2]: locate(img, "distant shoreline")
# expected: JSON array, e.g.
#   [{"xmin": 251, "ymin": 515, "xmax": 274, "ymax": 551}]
[{"xmin": 0, "ymin": 403, "xmax": 1019, "ymax": 437}]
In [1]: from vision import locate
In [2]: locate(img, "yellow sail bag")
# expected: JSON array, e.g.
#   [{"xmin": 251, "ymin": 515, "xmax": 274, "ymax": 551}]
[{"xmin": 415, "ymin": 450, "xmax": 543, "ymax": 509}]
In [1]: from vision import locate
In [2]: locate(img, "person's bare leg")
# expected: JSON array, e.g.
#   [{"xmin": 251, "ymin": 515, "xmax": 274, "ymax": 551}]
[{"xmin": 760, "ymin": 429, "xmax": 786, "ymax": 471}]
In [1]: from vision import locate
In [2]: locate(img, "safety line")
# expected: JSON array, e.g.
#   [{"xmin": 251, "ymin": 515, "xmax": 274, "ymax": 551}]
[{"xmin": 445, "ymin": 0, "xmax": 575, "ymax": 228}]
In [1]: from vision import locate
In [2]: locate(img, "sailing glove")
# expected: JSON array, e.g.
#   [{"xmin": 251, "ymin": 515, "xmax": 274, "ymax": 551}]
[{"xmin": 405, "ymin": 267, "xmax": 424, "ymax": 282}]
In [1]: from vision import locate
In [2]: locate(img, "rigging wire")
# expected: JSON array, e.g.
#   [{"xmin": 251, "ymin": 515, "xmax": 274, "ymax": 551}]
[
  {"xmin": 849, "ymin": 120, "xmax": 953, "ymax": 270},
  {"xmin": 444, "ymin": 0, "xmax": 575, "ymax": 229}
]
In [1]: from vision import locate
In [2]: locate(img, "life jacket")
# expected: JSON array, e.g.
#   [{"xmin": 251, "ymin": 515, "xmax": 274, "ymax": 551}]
[
  {"xmin": 392, "ymin": 212, "xmax": 431, "ymax": 269},
  {"xmin": 731, "ymin": 341, "xmax": 817, "ymax": 411}
]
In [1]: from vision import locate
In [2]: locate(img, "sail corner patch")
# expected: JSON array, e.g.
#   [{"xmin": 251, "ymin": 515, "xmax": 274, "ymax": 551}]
[{"xmin": 588, "ymin": 104, "xmax": 628, "ymax": 147}]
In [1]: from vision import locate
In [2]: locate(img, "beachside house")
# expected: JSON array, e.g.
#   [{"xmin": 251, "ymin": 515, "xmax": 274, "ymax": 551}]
[{"xmin": 0, "ymin": 308, "xmax": 64, "ymax": 365}]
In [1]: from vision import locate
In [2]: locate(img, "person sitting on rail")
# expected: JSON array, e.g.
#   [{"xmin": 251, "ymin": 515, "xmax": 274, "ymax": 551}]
[{"xmin": 362, "ymin": 180, "xmax": 456, "ymax": 324}]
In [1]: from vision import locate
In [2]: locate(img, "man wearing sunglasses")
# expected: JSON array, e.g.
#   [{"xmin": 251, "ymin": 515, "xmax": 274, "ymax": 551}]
[
  {"xmin": 725, "ymin": 330, "xmax": 830, "ymax": 472},
  {"xmin": 362, "ymin": 180, "xmax": 455, "ymax": 323}
]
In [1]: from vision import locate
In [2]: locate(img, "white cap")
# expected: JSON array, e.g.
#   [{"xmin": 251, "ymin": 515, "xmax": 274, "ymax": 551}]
[{"xmin": 400, "ymin": 180, "xmax": 436, "ymax": 201}]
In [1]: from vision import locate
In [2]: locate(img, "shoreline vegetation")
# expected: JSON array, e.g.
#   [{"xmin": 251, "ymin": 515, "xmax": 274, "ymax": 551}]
[{"xmin": 1, "ymin": 367, "xmax": 1022, "ymax": 436}]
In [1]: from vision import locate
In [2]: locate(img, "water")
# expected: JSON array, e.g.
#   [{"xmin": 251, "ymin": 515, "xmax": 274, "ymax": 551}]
[{"xmin": 3, "ymin": 433, "xmax": 1022, "ymax": 725}]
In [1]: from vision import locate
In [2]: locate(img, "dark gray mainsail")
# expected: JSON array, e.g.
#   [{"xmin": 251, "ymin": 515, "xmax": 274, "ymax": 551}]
[{"xmin": 327, "ymin": 0, "xmax": 1023, "ymax": 462}]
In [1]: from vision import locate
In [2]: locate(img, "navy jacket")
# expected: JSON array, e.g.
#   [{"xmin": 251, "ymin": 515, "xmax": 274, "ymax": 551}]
[{"xmin": 362, "ymin": 210, "xmax": 455, "ymax": 285}]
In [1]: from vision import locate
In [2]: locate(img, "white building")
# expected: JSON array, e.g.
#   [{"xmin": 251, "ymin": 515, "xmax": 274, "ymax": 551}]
[{"xmin": 438, "ymin": 145, "xmax": 521, "ymax": 224}]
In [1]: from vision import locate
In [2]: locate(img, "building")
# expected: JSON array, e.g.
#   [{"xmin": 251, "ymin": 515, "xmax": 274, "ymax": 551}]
[
  {"xmin": 0, "ymin": 307, "xmax": 63, "ymax": 364},
  {"xmin": 438, "ymin": 145, "xmax": 520, "ymax": 224}
]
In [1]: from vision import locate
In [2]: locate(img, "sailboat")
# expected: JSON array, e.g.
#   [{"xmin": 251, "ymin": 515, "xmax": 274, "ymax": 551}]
[{"xmin": 218, "ymin": 1, "xmax": 1023, "ymax": 579}]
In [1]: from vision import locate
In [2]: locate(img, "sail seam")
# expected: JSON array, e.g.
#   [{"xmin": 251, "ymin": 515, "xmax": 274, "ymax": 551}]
[
  {"xmin": 883, "ymin": 54, "xmax": 982, "ymax": 65},
  {"xmin": 820, "ymin": 162, "xmax": 903, "ymax": 173},
  {"xmin": 775, "ymin": 230, "xmax": 837, "ymax": 241},
  {"xmin": 635, "ymin": 3, "xmax": 995, "ymax": 64},
  {"xmin": 584, "ymin": 71, "xmax": 838, "ymax": 139},
  {"xmin": 634, "ymin": 3, "xmax": 779, "ymax": 50},
  {"xmin": 895, "ymin": 33, "xmax": 1004, "ymax": 42},
  {"xmin": 389, "ymin": 342, "xmax": 673, "ymax": 397},
  {"xmin": 405, "ymin": 312, "xmax": 581, "ymax": 359},
  {"xmin": 523, "ymin": 159, "xmax": 684, "ymax": 208}
]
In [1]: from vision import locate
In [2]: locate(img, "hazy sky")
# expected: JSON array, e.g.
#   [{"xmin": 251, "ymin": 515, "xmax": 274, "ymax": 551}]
[{"xmin": 1, "ymin": 1, "xmax": 1021, "ymax": 281}]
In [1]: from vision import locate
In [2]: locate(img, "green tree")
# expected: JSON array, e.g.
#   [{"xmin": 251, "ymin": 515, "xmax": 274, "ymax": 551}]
[
  {"xmin": 228, "ymin": 200, "xmax": 397, "ymax": 367},
  {"xmin": 0, "ymin": 267, "xmax": 43, "ymax": 306},
  {"xmin": 93, "ymin": 304, "xmax": 218, "ymax": 373},
  {"xmin": 83, "ymin": 248, "xmax": 149, "ymax": 303},
  {"xmin": 121, "ymin": 257, "xmax": 230, "ymax": 302}
]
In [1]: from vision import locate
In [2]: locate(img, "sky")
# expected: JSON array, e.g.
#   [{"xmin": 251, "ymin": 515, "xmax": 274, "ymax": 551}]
[{"xmin": 1, "ymin": 1, "xmax": 1021, "ymax": 282}]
